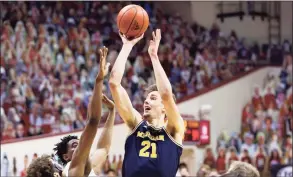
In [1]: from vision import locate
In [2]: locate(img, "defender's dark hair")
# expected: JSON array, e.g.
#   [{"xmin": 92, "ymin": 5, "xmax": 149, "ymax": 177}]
[
  {"xmin": 144, "ymin": 84, "xmax": 176, "ymax": 102},
  {"xmin": 179, "ymin": 162, "xmax": 188, "ymax": 169},
  {"xmin": 26, "ymin": 155, "xmax": 55, "ymax": 177},
  {"xmin": 53, "ymin": 135, "xmax": 78, "ymax": 165},
  {"xmin": 106, "ymin": 168, "xmax": 117, "ymax": 175}
]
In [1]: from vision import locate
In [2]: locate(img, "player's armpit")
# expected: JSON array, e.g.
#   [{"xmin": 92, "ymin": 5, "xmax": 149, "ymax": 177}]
[
  {"xmin": 163, "ymin": 95, "xmax": 185, "ymax": 141},
  {"xmin": 109, "ymin": 83, "xmax": 142, "ymax": 129}
]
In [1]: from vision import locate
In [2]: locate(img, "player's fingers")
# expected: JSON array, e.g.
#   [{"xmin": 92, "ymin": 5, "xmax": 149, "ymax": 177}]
[
  {"xmin": 119, "ymin": 31, "xmax": 123, "ymax": 38},
  {"xmin": 99, "ymin": 49, "xmax": 102, "ymax": 57},
  {"xmin": 139, "ymin": 33, "xmax": 144, "ymax": 39},
  {"xmin": 105, "ymin": 62, "xmax": 110, "ymax": 72},
  {"xmin": 152, "ymin": 31, "xmax": 155, "ymax": 39},
  {"xmin": 157, "ymin": 29, "xmax": 161, "ymax": 38},
  {"xmin": 103, "ymin": 94, "xmax": 111, "ymax": 103},
  {"xmin": 103, "ymin": 46, "xmax": 108, "ymax": 58},
  {"xmin": 105, "ymin": 62, "xmax": 110, "ymax": 68},
  {"xmin": 102, "ymin": 95, "xmax": 108, "ymax": 103},
  {"xmin": 135, "ymin": 33, "xmax": 144, "ymax": 41}
]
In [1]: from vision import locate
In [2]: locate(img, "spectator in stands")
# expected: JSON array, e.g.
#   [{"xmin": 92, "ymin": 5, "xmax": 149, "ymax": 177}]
[
  {"xmin": 20, "ymin": 155, "xmax": 29, "ymax": 177},
  {"xmin": 241, "ymin": 132, "xmax": 255, "ymax": 157},
  {"xmin": 13, "ymin": 157, "xmax": 17, "ymax": 176},
  {"xmin": 269, "ymin": 149, "xmax": 281, "ymax": 168},
  {"xmin": 227, "ymin": 132, "xmax": 242, "ymax": 153},
  {"xmin": 282, "ymin": 147, "xmax": 293, "ymax": 165},
  {"xmin": 216, "ymin": 147, "xmax": 226, "ymax": 174},
  {"xmin": 227, "ymin": 146, "xmax": 239, "ymax": 166},
  {"xmin": 254, "ymin": 147, "xmax": 267, "ymax": 175},
  {"xmin": 1, "ymin": 153, "xmax": 9, "ymax": 176},
  {"xmin": 203, "ymin": 147, "xmax": 216, "ymax": 169},
  {"xmin": 15, "ymin": 122, "xmax": 25, "ymax": 138},
  {"xmin": 240, "ymin": 149, "xmax": 252, "ymax": 164}
]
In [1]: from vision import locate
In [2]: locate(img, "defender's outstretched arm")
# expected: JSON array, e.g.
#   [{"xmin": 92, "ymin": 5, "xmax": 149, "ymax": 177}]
[
  {"xmin": 69, "ymin": 47, "xmax": 110, "ymax": 177},
  {"xmin": 91, "ymin": 95, "xmax": 116, "ymax": 175}
]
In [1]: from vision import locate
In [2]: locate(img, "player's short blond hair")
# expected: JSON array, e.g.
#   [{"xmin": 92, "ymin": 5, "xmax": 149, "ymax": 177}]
[
  {"xmin": 144, "ymin": 84, "xmax": 176, "ymax": 102},
  {"xmin": 223, "ymin": 161, "xmax": 260, "ymax": 177}
]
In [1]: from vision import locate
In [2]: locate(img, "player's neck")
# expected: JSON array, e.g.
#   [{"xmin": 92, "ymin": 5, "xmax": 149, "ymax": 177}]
[{"xmin": 146, "ymin": 117, "xmax": 165, "ymax": 128}]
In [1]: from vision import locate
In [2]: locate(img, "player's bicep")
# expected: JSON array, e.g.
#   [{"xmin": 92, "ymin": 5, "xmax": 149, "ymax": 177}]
[
  {"xmin": 109, "ymin": 84, "xmax": 142, "ymax": 129},
  {"xmin": 162, "ymin": 95, "xmax": 185, "ymax": 136}
]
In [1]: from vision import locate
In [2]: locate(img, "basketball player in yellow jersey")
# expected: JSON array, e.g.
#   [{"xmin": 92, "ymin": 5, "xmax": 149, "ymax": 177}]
[{"xmin": 109, "ymin": 29, "xmax": 185, "ymax": 177}]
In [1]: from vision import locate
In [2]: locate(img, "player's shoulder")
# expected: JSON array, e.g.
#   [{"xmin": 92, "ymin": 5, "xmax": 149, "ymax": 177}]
[
  {"xmin": 62, "ymin": 162, "xmax": 70, "ymax": 177},
  {"xmin": 127, "ymin": 120, "xmax": 146, "ymax": 137}
]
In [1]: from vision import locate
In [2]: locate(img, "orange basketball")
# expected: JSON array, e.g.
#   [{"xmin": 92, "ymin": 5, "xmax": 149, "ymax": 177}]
[{"xmin": 117, "ymin": 5, "xmax": 149, "ymax": 39}]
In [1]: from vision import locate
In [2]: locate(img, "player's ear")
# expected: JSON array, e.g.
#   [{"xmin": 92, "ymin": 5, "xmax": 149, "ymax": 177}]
[
  {"xmin": 162, "ymin": 106, "xmax": 166, "ymax": 114},
  {"xmin": 62, "ymin": 154, "xmax": 69, "ymax": 162}
]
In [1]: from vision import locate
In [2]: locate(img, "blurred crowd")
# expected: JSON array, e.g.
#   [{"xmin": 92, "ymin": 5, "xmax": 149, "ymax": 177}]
[
  {"xmin": 193, "ymin": 56, "xmax": 292, "ymax": 177},
  {"xmin": 1, "ymin": 1, "xmax": 291, "ymax": 141}
]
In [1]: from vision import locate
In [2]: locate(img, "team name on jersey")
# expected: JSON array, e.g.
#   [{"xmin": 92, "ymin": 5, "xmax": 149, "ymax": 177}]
[{"xmin": 137, "ymin": 131, "xmax": 165, "ymax": 141}]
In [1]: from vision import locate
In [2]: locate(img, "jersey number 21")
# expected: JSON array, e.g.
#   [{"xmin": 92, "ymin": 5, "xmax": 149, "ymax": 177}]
[{"xmin": 139, "ymin": 140, "xmax": 157, "ymax": 158}]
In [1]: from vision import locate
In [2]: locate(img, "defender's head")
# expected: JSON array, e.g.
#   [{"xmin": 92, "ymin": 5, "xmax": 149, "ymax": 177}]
[
  {"xmin": 217, "ymin": 161, "xmax": 260, "ymax": 177},
  {"xmin": 106, "ymin": 169, "xmax": 117, "ymax": 177},
  {"xmin": 53, "ymin": 135, "xmax": 79, "ymax": 165},
  {"xmin": 143, "ymin": 85, "xmax": 176, "ymax": 120},
  {"xmin": 27, "ymin": 155, "xmax": 63, "ymax": 177}
]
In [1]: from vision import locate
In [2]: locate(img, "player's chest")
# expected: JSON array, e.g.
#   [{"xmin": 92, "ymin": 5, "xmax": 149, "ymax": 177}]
[{"xmin": 133, "ymin": 130, "xmax": 168, "ymax": 159}]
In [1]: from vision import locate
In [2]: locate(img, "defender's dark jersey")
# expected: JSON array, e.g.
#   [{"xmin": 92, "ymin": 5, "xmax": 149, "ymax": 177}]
[{"xmin": 122, "ymin": 121, "xmax": 183, "ymax": 177}]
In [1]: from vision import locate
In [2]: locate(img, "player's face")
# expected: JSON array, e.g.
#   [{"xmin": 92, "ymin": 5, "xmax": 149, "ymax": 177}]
[
  {"xmin": 64, "ymin": 139, "xmax": 79, "ymax": 162},
  {"xmin": 143, "ymin": 91, "xmax": 165, "ymax": 119}
]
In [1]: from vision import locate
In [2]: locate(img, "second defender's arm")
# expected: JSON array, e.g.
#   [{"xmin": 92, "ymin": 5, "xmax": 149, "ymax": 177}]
[
  {"xmin": 91, "ymin": 95, "xmax": 115, "ymax": 175},
  {"xmin": 148, "ymin": 29, "xmax": 185, "ymax": 139},
  {"xmin": 109, "ymin": 34, "xmax": 143, "ymax": 129}
]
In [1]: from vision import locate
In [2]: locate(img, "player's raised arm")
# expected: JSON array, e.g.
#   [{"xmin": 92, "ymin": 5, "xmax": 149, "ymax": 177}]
[
  {"xmin": 148, "ymin": 29, "xmax": 185, "ymax": 142},
  {"xmin": 91, "ymin": 95, "xmax": 115, "ymax": 175},
  {"xmin": 109, "ymin": 33, "xmax": 143, "ymax": 130},
  {"xmin": 68, "ymin": 47, "xmax": 110, "ymax": 177}
]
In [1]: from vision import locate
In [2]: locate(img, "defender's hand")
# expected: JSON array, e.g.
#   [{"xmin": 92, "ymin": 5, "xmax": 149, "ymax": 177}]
[
  {"xmin": 119, "ymin": 32, "xmax": 144, "ymax": 47},
  {"xmin": 148, "ymin": 29, "xmax": 161, "ymax": 58},
  {"xmin": 102, "ymin": 94, "xmax": 115, "ymax": 110},
  {"xmin": 96, "ymin": 46, "xmax": 110, "ymax": 81}
]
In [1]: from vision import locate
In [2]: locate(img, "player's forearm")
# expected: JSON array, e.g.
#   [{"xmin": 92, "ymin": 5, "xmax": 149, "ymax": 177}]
[
  {"xmin": 109, "ymin": 44, "xmax": 132, "ymax": 86},
  {"xmin": 88, "ymin": 79, "xmax": 104, "ymax": 124},
  {"xmin": 69, "ymin": 126, "xmax": 97, "ymax": 174},
  {"xmin": 96, "ymin": 107, "xmax": 115, "ymax": 151},
  {"xmin": 150, "ymin": 55, "xmax": 173, "ymax": 98}
]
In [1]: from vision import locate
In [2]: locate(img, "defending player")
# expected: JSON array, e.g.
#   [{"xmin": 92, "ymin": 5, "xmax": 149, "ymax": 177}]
[
  {"xmin": 109, "ymin": 29, "xmax": 185, "ymax": 177},
  {"xmin": 215, "ymin": 161, "xmax": 260, "ymax": 177},
  {"xmin": 53, "ymin": 47, "xmax": 115, "ymax": 177},
  {"xmin": 26, "ymin": 95, "xmax": 115, "ymax": 177}
]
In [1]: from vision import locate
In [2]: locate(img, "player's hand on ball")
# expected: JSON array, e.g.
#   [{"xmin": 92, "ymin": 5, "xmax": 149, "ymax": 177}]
[
  {"xmin": 102, "ymin": 94, "xmax": 115, "ymax": 110},
  {"xmin": 148, "ymin": 29, "xmax": 161, "ymax": 57},
  {"xmin": 119, "ymin": 32, "xmax": 144, "ymax": 47},
  {"xmin": 96, "ymin": 46, "xmax": 110, "ymax": 81}
]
